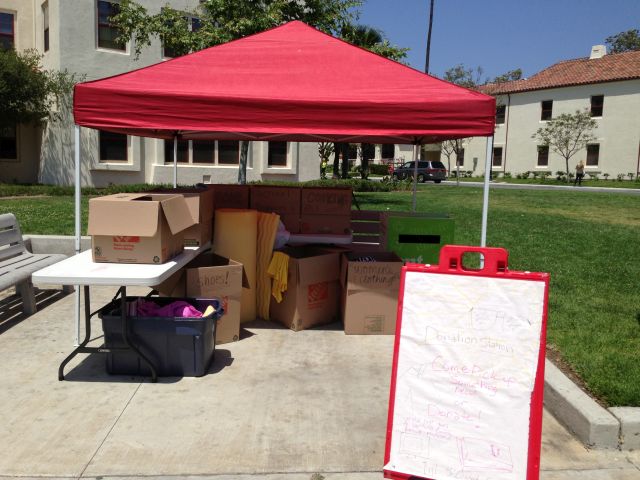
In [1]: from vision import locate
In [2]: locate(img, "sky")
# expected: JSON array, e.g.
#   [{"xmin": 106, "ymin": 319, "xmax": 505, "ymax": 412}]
[{"xmin": 358, "ymin": 0, "xmax": 640, "ymax": 80}]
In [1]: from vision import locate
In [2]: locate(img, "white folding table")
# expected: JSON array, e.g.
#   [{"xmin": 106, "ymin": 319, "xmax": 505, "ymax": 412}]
[{"xmin": 32, "ymin": 245, "xmax": 208, "ymax": 382}]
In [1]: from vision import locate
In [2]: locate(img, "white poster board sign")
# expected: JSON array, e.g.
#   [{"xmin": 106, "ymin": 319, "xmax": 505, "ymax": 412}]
[{"xmin": 384, "ymin": 249, "xmax": 548, "ymax": 480}]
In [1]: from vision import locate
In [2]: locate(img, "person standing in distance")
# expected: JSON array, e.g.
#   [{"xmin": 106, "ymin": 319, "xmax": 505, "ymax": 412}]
[{"xmin": 574, "ymin": 160, "xmax": 585, "ymax": 186}]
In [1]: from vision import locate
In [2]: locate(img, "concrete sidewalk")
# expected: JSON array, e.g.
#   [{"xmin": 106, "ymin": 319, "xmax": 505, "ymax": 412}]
[{"xmin": 0, "ymin": 287, "xmax": 638, "ymax": 480}]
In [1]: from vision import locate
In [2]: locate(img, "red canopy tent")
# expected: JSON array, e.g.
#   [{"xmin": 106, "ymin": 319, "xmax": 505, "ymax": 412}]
[
  {"xmin": 69, "ymin": 20, "xmax": 497, "ymax": 342},
  {"xmin": 74, "ymin": 21, "xmax": 495, "ymax": 144}
]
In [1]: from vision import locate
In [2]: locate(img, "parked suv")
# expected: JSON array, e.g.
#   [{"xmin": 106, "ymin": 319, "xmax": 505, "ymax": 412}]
[{"xmin": 390, "ymin": 161, "xmax": 447, "ymax": 183}]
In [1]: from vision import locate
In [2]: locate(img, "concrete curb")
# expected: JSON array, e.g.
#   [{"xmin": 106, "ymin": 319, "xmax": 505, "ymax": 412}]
[
  {"xmin": 21, "ymin": 235, "xmax": 640, "ymax": 451},
  {"xmin": 543, "ymin": 360, "xmax": 620, "ymax": 449}
]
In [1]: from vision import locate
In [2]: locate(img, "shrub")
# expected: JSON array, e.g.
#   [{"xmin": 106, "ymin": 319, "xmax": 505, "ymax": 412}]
[
  {"xmin": 503, "ymin": 172, "xmax": 512, "ymax": 179},
  {"xmin": 369, "ymin": 163, "xmax": 391, "ymax": 176},
  {"xmin": 617, "ymin": 173, "xmax": 625, "ymax": 181},
  {"xmin": 603, "ymin": 173, "xmax": 610, "ymax": 180},
  {"xmin": 627, "ymin": 173, "xmax": 635, "ymax": 181}
]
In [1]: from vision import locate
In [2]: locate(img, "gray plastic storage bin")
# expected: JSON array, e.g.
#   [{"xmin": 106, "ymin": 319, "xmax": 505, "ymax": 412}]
[{"xmin": 100, "ymin": 297, "xmax": 223, "ymax": 377}]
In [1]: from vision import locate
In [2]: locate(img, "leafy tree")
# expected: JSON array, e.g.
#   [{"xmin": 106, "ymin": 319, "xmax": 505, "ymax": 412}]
[
  {"xmin": 443, "ymin": 64, "xmax": 484, "ymax": 89},
  {"xmin": 532, "ymin": 109, "xmax": 597, "ymax": 182},
  {"xmin": 111, "ymin": 0, "xmax": 407, "ymax": 183},
  {"xmin": 605, "ymin": 28, "xmax": 640, "ymax": 53},
  {"xmin": 491, "ymin": 68, "xmax": 522, "ymax": 83},
  {"xmin": 0, "ymin": 49, "xmax": 78, "ymax": 128}
]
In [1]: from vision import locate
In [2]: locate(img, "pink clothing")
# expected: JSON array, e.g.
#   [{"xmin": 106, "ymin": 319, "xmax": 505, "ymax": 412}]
[{"xmin": 136, "ymin": 299, "xmax": 202, "ymax": 318}]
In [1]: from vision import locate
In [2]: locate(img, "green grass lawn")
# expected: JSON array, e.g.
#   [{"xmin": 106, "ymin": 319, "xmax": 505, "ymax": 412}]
[{"xmin": 1, "ymin": 186, "xmax": 639, "ymax": 406}]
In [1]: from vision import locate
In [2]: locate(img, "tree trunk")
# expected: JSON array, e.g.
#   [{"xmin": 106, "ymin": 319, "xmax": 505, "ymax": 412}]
[
  {"xmin": 361, "ymin": 143, "xmax": 371, "ymax": 179},
  {"xmin": 332, "ymin": 143, "xmax": 340, "ymax": 178},
  {"xmin": 341, "ymin": 143, "xmax": 349, "ymax": 179},
  {"xmin": 238, "ymin": 141, "xmax": 249, "ymax": 184},
  {"xmin": 565, "ymin": 157, "xmax": 570, "ymax": 183}
]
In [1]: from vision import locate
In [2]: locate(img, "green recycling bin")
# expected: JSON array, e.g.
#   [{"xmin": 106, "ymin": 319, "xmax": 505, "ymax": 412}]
[{"xmin": 382, "ymin": 212, "xmax": 454, "ymax": 264}]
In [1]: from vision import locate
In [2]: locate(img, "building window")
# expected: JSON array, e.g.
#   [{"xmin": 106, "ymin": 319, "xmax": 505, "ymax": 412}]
[
  {"xmin": 267, "ymin": 141, "xmax": 288, "ymax": 167},
  {"xmin": 0, "ymin": 125, "xmax": 17, "ymax": 159},
  {"xmin": 164, "ymin": 140, "xmax": 243, "ymax": 165},
  {"xmin": 99, "ymin": 131, "xmax": 128, "ymax": 162},
  {"xmin": 492, "ymin": 147, "xmax": 503, "ymax": 167},
  {"xmin": 97, "ymin": 1, "xmax": 125, "ymax": 51},
  {"xmin": 0, "ymin": 12, "xmax": 14, "ymax": 50},
  {"xmin": 381, "ymin": 144, "xmax": 395, "ymax": 159},
  {"xmin": 586, "ymin": 144, "xmax": 600, "ymax": 166},
  {"xmin": 541, "ymin": 100, "xmax": 553, "ymax": 121},
  {"xmin": 163, "ymin": 15, "xmax": 200, "ymax": 58},
  {"xmin": 590, "ymin": 95, "xmax": 604, "ymax": 117},
  {"xmin": 496, "ymin": 105, "xmax": 506, "ymax": 124},
  {"xmin": 218, "ymin": 140, "xmax": 240, "ymax": 165},
  {"xmin": 42, "ymin": 2, "xmax": 49, "ymax": 52},
  {"xmin": 456, "ymin": 148, "xmax": 465, "ymax": 166},
  {"xmin": 537, "ymin": 145, "xmax": 549, "ymax": 167},
  {"xmin": 163, "ymin": 138, "xmax": 189, "ymax": 163},
  {"xmin": 192, "ymin": 140, "xmax": 215, "ymax": 164}
]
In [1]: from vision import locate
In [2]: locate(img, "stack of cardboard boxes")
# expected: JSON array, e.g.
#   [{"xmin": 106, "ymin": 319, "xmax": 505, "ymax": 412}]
[{"xmin": 87, "ymin": 184, "xmax": 406, "ymax": 344}]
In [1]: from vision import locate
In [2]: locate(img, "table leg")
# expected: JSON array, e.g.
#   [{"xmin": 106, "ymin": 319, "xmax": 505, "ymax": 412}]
[
  {"xmin": 118, "ymin": 287, "xmax": 158, "ymax": 383},
  {"xmin": 58, "ymin": 285, "xmax": 92, "ymax": 380}
]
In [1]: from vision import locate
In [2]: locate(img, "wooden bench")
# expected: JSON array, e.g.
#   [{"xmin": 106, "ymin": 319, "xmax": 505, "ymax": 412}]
[
  {"xmin": 351, "ymin": 210, "xmax": 384, "ymax": 250},
  {"xmin": 0, "ymin": 213, "xmax": 68, "ymax": 315}
]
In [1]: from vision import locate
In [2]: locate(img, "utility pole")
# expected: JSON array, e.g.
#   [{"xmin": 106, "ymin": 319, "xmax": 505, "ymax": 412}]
[{"xmin": 425, "ymin": 0, "xmax": 435, "ymax": 73}]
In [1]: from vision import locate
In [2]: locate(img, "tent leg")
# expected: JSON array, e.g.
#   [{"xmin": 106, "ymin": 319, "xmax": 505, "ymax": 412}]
[
  {"xmin": 173, "ymin": 135, "xmax": 178, "ymax": 188},
  {"xmin": 480, "ymin": 136, "xmax": 494, "ymax": 250},
  {"xmin": 74, "ymin": 125, "xmax": 81, "ymax": 346},
  {"xmin": 411, "ymin": 143, "xmax": 420, "ymax": 212}
]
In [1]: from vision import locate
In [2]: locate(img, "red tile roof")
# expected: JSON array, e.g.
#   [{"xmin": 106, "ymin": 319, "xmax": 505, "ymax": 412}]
[{"xmin": 480, "ymin": 50, "xmax": 640, "ymax": 95}]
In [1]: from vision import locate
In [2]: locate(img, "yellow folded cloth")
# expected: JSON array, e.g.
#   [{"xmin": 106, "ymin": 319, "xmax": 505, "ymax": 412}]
[
  {"xmin": 256, "ymin": 212, "xmax": 280, "ymax": 319},
  {"xmin": 267, "ymin": 251, "xmax": 289, "ymax": 303}
]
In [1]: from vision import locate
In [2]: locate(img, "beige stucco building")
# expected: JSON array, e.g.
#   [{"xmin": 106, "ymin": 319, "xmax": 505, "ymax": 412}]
[
  {"xmin": 447, "ymin": 46, "xmax": 640, "ymax": 178},
  {"xmin": 1, "ymin": 0, "xmax": 421, "ymax": 186}
]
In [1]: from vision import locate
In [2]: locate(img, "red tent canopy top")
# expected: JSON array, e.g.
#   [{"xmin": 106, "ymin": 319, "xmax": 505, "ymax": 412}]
[{"xmin": 74, "ymin": 21, "xmax": 496, "ymax": 144}]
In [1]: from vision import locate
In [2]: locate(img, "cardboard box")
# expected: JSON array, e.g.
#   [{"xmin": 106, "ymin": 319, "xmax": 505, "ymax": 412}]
[
  {"xmin": 341, "ymin": 251, "xmax": 403, "ymax": 335},
  {"xmin": 279, "ymin": 213, "xmax": 301, "ymax": 234},
  {"xmin": 151, "ymin": 187, "xmax": 214, "ymax": 247},
  {"xmin": 269, "ymin": 247, "xmax": 341, "ymax": 331},
  {"xmin": 153, "ymin": 253, "xmax": 248, "ymax": 345},
  {"xmin": 88, "ymin": 193, "xmax": 195, "ymax": 264},
  {"xmin": 250, "ymin": 185, "xmax": 302, "ymax": 215},
  {"xmin": 211, "ymin": 184, "xmax": 250, "ymax": 210},
  {"xmin": 300, "ymin": 214, "xmax": 351, "ymax": 235},
  {"xmin": 185, "ymin": 253, "xmax": 249, "ymax": 345},
  {"xmin": 301, "ymin": 187, "xmax": 352, "ymax": 215}
]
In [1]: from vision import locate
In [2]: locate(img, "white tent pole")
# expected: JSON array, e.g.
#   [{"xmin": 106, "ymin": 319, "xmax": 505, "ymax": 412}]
[
  {"xmin": 480, "ymin": 136, "xmax": 494, "ymax": 248},
  {"xmin": 173, "ymin": 134, "xmax": 178, "ymax": 188},
  {"xmin": 74, "ymin": 125, "xmax": 81, "ymax": 346},
  {"xmin": 411, "ymin": 143, "xmax": 419, "ymax": 212}
]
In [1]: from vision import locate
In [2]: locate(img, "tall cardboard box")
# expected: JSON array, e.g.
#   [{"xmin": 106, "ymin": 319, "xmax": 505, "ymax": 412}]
[
  {"xmin": 151, "ymin": 187, "xmax": 214, "ymax": 247},
  {"xmin": 88, "ymin": 193, "xmax": 195, "ymax": 264},
  {"xmin": 185, "ymin": 253, "xmax": 249, "ymax": 345},
  {"xmin": 250, "ymin": 185, "xmax": 301, "ymax": 233},
  {"xmin": 211, "ymin": 184, "xmax": 250, "ymax": 209},
  {"xmin": 301, "ymin": 187, "xmax": 352, "ymax": 215},
  {"xmin": 269, "ymin": 247, "xmax": 341, "ymax": 331},
  {"xmin": 300, "ymin": 187, "xmax": 352, "ymax": 235},
  {"xmin": 341, "ymin": 251, "xmax": 403, "ymax": 334}
]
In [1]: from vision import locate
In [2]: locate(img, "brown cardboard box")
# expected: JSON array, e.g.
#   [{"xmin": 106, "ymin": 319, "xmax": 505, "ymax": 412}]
[
  {"xmin": 185, "ymin": 253, "xmax": 249, "ymax": 345},
  {"xmin": 269, "ymin": 247, "xmax": 341, "ymax": 331},
  {"xmin": 301, "ymin": 187, "xmax": 352, "ymax": 215},
  {"xmin": 341, "ymin": 251, "xmax": 403, "ymax": 335},
  {"xmin": 88, "ymin": 193, "xmax": 195, "ymax": 264},
  {"xmin": 279, "ymin": 213, "xmax": 301, "ymax": 234},
  {"xmin": 250, "ymin": 185, "xmax": 302, "ymax": 215},
  {"xmin": 211, "ymin": 184, "xmax": 250, "ymax": 209},
  {"xmin": 151, "ymin": 187, "xmax": 214, "ymax": 247},
  {"xmin": 153, "ymin": 253, "xmax": 248, "ymax": 345},
  {"xmin": 300, "ymin": 214, "xmax": 351, "ymax": 235}
]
